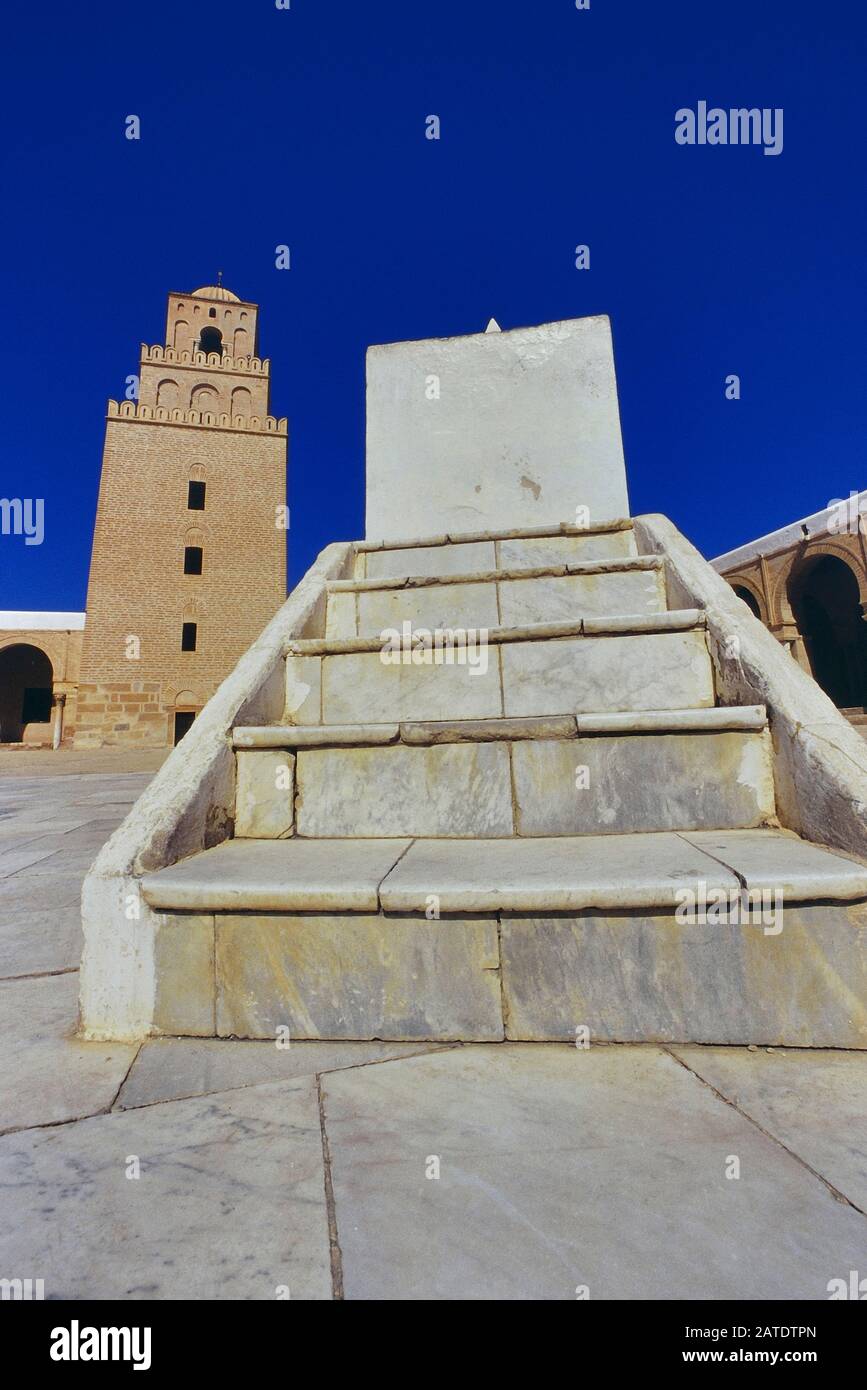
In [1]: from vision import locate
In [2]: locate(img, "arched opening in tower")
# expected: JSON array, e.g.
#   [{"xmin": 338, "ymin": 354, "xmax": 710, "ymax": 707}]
[
  {"xmin": 0, "ymin": 644, "xmax": 54, "ymax": 742},
  {"xmin": 788, "ymin": 555, "xmax": 867, "ymax": 710},
  {"xmin": 198, "ymin": 325, "xmax": 223, "ymax": 357}
]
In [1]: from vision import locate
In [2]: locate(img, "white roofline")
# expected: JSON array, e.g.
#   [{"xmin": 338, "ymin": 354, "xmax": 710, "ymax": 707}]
[
  {"xmin": 711, "ymin": 490, "xmax": 867, "ymax": 572},
  {"xmin": 0, "ymin": 612, "xmax": 86, "ymax": 631}
]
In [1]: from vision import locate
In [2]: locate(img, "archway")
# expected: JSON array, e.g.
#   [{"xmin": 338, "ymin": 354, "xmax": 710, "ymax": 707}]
[
  {"xmin": 0, "ymin": 644, "xmax": 54, "ymax": 742},
  {"xmin": 732, "ymin": 585, "xmax": 762, "ymax": 620},
  {"xmin": 173, "ymin": 689, "xmax": 200, "ymax": 745},
  {"xmin": 198, "ymin": 325, "xmax": 223, "ymax": 357},
  {"xmin": 788, "ymin": 555, "xmax": 867, "ymax": 709}
]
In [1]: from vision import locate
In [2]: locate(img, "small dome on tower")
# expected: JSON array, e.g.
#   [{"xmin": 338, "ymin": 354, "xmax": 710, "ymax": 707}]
[{"xmin": 191, "ymin": 284, "xmax": 240, "ymax": 303}]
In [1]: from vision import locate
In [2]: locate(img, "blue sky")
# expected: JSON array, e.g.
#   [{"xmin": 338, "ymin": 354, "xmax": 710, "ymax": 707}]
[{"xmin": 1, "ymin": 0, "xmax": 865, "ymax": 605}]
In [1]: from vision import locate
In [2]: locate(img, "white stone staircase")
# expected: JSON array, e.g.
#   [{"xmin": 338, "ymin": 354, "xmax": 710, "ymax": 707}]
[{"xmin": 132, "ymin": 519, "xmax": 867, "ymax": 1047}]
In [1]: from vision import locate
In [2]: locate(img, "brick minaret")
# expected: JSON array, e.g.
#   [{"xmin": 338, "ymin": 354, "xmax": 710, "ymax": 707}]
[{"xmin": 75, "ymin": 282, "xmax": 287, "ymax": 747}]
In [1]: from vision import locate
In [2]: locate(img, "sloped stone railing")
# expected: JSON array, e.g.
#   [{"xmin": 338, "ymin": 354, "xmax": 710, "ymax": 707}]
[
  {"xmin": 635, "ymin": 514, "xmax": 867, "ymax": 859},
  {"xmin": 80, "ymin": 514, "xmax": 867, "ymax": 1041},
  {"xmin": 79, "ymin": 541, "xmax": 353, "ymax": 1041}
]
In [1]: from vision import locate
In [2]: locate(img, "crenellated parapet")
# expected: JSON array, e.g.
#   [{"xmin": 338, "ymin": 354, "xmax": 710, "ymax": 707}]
[
  {"xmin": 140, "ymin": 344, "xmax": 270, "ymax": 375},
  {"xmin": 106, "ymin": 399, "xmax": 287, "ymax": 434}
]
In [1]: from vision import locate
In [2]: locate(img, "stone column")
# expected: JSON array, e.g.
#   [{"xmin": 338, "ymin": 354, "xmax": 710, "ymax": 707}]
[{"xmin": 52, "ymin": 693, "xmax": 66, "ymax": 750}]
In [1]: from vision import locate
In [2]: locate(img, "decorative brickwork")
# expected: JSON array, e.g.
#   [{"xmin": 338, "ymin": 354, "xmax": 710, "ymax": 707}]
[
  {"xmin": 715, "ymin": 517, "xmax": 867, "ymax": 723},
  {"xmin": 0, "ymin": 626, "xmax": 83, "ymax": 744},
  {"xmin": 74, "ymin": 285, "xmax": 287, "ymax": 748}
]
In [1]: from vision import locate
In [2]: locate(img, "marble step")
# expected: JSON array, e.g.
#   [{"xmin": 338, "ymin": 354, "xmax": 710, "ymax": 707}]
[
  {"xmin": 234, "ymin": 704, "xmax": 769, "ymax": 748},
  {"xmin": 283, "ymin": 611, "xmax": 714, "ymax": 726},
  {"xmin": 325, "ymin": 556, "xmax": 667, "ymax": 638},
  {"xmin": 288, "ymin": 608, "xmax": 704, "ymax": 657},
  {"xmin": 354, "ymin": 519, "xmax": 637, "ymax": 581},
  {"xmin": 233, "ymin": 719, "xmax": 775, "ymax": 840},
  {"xmin": 143, "ymin": 829, "xmax": 867, "ymax": 914},
  {"xmin": 142, "ymin": 831, "xmax": 867, "ymax": 1044}
]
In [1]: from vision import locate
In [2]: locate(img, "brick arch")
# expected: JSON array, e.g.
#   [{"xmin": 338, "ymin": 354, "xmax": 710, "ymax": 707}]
[
  {"xmin": 163, "ymin": 683, "xmax": 200, "ymax": 704},
  {"xmin": 0, "ymin": 641, "xmax": 56, "ymax": 742},
  {"xmin": 772, "ymin": 541, "xmax": 867, "ymax": 624},
  {"xmin": 783, "ymin": 542, "xmax": 867, "ymax": 707},
  {"xmin": 726, "ymin": 575, "xmax": 766, "ymax": 622},
  {"xmin": 156, "ymin": 378, "xmax": 179, "ymax": 410},
  {"xmin": 0, "ymin": 633, "xmax": 62, "ymax": 669},
  {"xmin": 190, "ymin": 382, "xmax": 219, "ymax": 411}
]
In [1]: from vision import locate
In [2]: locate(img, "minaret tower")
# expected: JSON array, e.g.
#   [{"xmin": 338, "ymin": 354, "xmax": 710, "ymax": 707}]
[{"xmin": 75, "ymin": 282, "xmax": 287, "ymax": 747}]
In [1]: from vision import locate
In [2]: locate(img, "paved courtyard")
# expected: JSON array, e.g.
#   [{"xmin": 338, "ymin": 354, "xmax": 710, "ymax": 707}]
[{"xmin": 0, "ymin": 754, "xmax": 865, "ymax": 1300}]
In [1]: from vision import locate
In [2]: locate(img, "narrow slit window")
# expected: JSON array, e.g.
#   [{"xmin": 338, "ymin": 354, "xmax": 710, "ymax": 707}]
[
  {"xmin": 187, "ymin": 480, "xmax": 206, "ymax": 510},
  {"xmin": 181, "ymin": 622, "xmax": 197, "ymax": 652},
  {"xmin": 184, "ymin": 545, "xmax": 203, "ymax": 575}
]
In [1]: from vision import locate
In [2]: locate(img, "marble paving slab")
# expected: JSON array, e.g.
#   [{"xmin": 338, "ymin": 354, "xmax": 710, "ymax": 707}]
[
  {"xmin": 0, "ymin": 973, "xmax": 137, "ymax": 1133},
  {"xmin": 669, "ymin": 1045, "xmax": 867, "ymax": 1211},
  {"xmin": 117, "ymin": 1037, "xmax": 452, "ymax": 1109},
  {"xmin": 0, "ymin": 1078, "xmax": 333, "ymax": 1299},
  {"xmin": 321, "ymin": 1044, "xmax": 867, "ymax": 1300},
  {"xmin": 0, "ymin": 869, "xmax": 84, "ymax": 978}
]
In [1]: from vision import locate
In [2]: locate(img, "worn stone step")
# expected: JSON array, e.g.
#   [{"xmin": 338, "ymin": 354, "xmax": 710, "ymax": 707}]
[
  {"xmin": 212, "ymin": 913, "xmax": 505, "ymax": 1041},
  {"xmin": 333, "ymin": 553, "xmax": 660, "ymax": 592},
  {"xmin": 233, "ymin": 724, "xmax": 775, "ymax": 839},
  {"xmin": 143, "ymin": 838, "xmax": 412, "ymax": 913},
  {"xmin": 377, "ymin": 829, "xmax": 867, "ymax": 912},
  {"xmin": 150, "ymin": 894, "xmax": 867, "ymax": 1045},
  {"xmin": 353, "ymin": 520, "xmax": 637, "ymax": 580},
  {"xmin": 142, "ymin": 828, "xmax": 867, "ymax": 914},
  {"xmin": 142, "ymin": 830, "xmax": 867, "ymax": 1045},
  {"xmin": 233, "ymin": 704, "xmax": 768, "ymax": 748},
  {"xmin": 290, "ymin": 608, "xmax": 701, "ymax": 657},
  {"xmin": 283, "ymin": 613, "xmax": 714, "ymax": 726},
  {"xmin": 326, "ymin": 557, "xmax": 667, "ymax": 638},
  {"xmin": 499, "ymin": 900, "xmax": 867, "ymax": 1046}
]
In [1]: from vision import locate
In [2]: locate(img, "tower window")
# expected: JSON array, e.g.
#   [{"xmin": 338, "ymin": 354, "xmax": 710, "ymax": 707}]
[
  {"xmin": 187, "ymin": 480, "xmax": 206, "ymax": 510},
  {"xmin": 198, "ymin": 325, "xmax": 223, "ymax": 356},
  {"xmin": 209, "ymin": 308, "xmax": 217, "ymax": 318},
  {"xmin": 184, "ymin": 545, "xmax": 203, "ymax": 575},
  {"xmin": 181, "ymin": 622, "xmax": 197, "ymax": 652}
]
